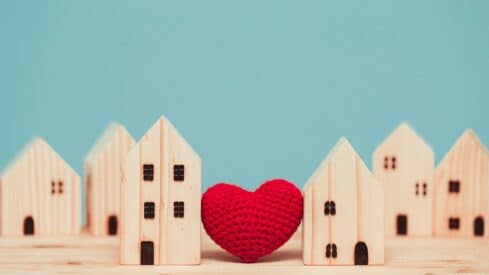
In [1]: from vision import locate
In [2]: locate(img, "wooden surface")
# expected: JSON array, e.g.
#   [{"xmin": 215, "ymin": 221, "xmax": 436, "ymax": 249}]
[
  {"xmin": 0, "ymin": 229, "xmax": 488, "ymax": 274},
  {"xmin": 121, "ymin": 116, "xmax": 201, "ymax": 265},
  {"xmin": 373, "ymin": 123, "xmax": 434, "ymax": 237},
  {"xmin": 85, "ymin": 123, "xmax": 135, "ymax": 236},
  {"xmin": 0, "ymin": 138, "xmax": 81, "ymax": 236},
  {"xmin": 303, "ymin": 138, "xmax": 383, "ymax": 265},
  {"xmin": 434, "ymin": 129, "xmax": 489, "ymax": 238}
]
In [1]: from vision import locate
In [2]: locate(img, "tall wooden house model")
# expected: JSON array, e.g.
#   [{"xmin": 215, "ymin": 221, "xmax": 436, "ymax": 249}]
[
  {"xmin": 0, "ymin": 138, "xmax": 81, "ymax": 236},
  {"xmin": 373, "ymin": 123, "xmax": 434, "ymax": 237},
  {"xmin": 85, "ymin": 123, "xmax": 135, "ymax": 236},
  {"xmin": 121, "ymin": 116, "xmax": 201, "ymax": 265},
  {"xmin": 303, "ymin": 138, "xmax": 384, "ymax": 266},
  {"xmin": 434, "ymin": 130, "xmax": 489, "ymax": 238}
]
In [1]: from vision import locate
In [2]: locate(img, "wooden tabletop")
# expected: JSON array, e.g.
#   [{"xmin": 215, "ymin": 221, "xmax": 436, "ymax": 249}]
[{"xmin": 0, "ymin": 230, "xmax": 488, "ymax": 274}]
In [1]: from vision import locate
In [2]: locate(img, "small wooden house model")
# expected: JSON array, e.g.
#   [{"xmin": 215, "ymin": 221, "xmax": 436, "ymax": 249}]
[
  {"xmin": 85, "ymin": 123, "xmax": 135, "ymax": 236},
  {"xmin": 373, "ymin": 123, "xmax": 434, "ymax": 237},
  {"xmin": 434, "ymin": 130, "xmax": 489, "ymax": 238},
  {"xmin": 121, "ymin": 116, "xmax": 201, "ymax": 265},
  {"xmin": 303, "ymin": 138, "xmax": 384, "ymax": 266},
  {"xmin": 0, "ymin": 138, "xmax": 81, "ymax": 236}
]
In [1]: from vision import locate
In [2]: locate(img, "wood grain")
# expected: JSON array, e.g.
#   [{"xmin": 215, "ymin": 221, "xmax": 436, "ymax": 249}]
[
  {"xmin": 303, "ymin": 138, "xmax": 384, "ymax": 265},
  {"xmin": 0, "ymin": 230, "xmax": 487, "ymax": 274},
  {"xmin": 85, "ymin": 123, "xmax": 135, "ymax": 236},
  {"xmin": 373, "ymin": 123, "xmax": 434, "ymax": 237}
]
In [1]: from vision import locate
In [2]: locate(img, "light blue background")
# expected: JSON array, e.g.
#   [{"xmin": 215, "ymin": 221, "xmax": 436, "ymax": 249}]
[{"xmin": 1, "ymin": 1, "xmax": 488, "ymax": 194}]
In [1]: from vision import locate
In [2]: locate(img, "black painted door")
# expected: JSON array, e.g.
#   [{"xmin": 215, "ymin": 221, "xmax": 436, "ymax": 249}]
[
  {"xmin": 396, "ymin": 214, "xmax": 408, "ymax": 235},
  {"xmin": 474, "ymin": 217, "xmax": 484, "ymax": 237},
  {"xmin": 140, "ymin": 241, "xmax": 154, "ymax": 265},
  {"xmin": 108, "ymin": 215, "xmax": 118, "ymax": 236},
  {"xmin": 23, "ymin": 216, "xmax": 34, "ymax": 235},
  {"xmin": 354, "ymin": 242, "xmax": 368, "ymax": 265}
]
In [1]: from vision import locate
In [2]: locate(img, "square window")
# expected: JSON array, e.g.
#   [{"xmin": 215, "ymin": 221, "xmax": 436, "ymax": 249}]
[
  {"xmin": 173, "ymin": 201, "xmax": 184, "ymax": 218},
  {"xmin": 144, "ymin": 202, "xmax": 155, "ymax": 219},
  {"xmin": 448, "ymin": 217, "xmax": 460, "ymax": 230},
  {"xmin": 143, "ymin": 164, "xmax": 154, "ymax": 181},
  {"xmin": 448, "ymin": 180, "xmax": 460, "ymax": 193},
  {"xmin": 173, "ymin": 165, "xmax": 185, "ymax": 182}
]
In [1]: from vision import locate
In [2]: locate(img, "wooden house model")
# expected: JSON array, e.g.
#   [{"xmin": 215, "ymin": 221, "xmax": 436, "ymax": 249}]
[
  {"xmin": 434, "ymin": 129, "xmax": 489, "ymax": 238},
  {"xmin": 303, "ymin": 138, "xmax": 384, "ymax": 266},
  {"xmin": 373, "ymin": 123, "xmax": 434, "ymax": 237},
  {"xmin": 121, "ymin": 116, "xmax": 201, "ymax": 265},
  {"xmin": 85, "ymin": 123, "xmax": 135, "ymax": 236},
  {"xmin": 0, "ymin": 138, "xmax": 81, "ymax": 236}
]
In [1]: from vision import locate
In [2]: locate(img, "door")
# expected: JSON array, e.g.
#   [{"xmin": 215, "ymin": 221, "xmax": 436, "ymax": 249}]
[
  {"xmin": 140, "ymin": 241, "xmax": 154, "ymax": 265},
  {"xmin": 474, "ymin": 217, "xmax": 484, "ymax": 237},
  {"xmin": 108, "ymin": 215, "xmax": 118, "ymax": 236},
  {"xmin": 354, "ymin": 242, "xmax": 368, "ymax": 265},
  {"xmin": 396, "ymin": 214, "xmax": 407, "ymax": 235},
  {"xmin": 23, "ymin": 216, "xmax": 34, "ymax": 235}
]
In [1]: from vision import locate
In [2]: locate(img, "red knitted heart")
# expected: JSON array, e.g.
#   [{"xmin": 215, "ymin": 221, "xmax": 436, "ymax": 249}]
[{"xmin": 202, "ymin": 179, "xmax": 303, "ymax": 263}]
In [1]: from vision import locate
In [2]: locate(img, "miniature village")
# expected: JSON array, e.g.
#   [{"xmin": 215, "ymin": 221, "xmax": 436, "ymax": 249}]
[{"xmin": 0, "ymin": 117, "xmax": 488, "ymax": 271}]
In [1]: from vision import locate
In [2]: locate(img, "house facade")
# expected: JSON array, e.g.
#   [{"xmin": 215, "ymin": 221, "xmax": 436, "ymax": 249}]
[
  {"xmin": 373, "ymin": 123, "xmax": 434, "ymax": 237},
  {"xmin": 0, "ymin": 138, "xmax": 81, "ymax": 236},
  {"xmin": 434, "ymin": 130, "xmax": 489, "ymax": 238},
  {"xmin": 303, "ymin": 138, "xmax": 384, "ymax": 266},
  {"xmin": 85, "ymin": 123, "xmax": 135, "ymax": 236},
  {"xmin": 120, "ymin": 116, "xmax": 201, "ymax": 265}
]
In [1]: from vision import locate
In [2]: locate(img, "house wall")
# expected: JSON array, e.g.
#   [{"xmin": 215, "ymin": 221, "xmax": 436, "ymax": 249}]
[
  {"xmin": 121, "ymin": 118, "xmax": 201, "ymax": 265},
  {"xmin": 373, "ymin": 133, "xmax": 434, "ymax": 237},
  {"xmin": 303, "ymin": 141, "xmax": 383, "ymax": 266},
  {"xmin": 0, "ymin": 139, "xmax": 80, "ymax": 236},
  {"xmin": 86, "ymin": 127, "xmax": 134, "ymax": 236},
  {"xmin": 434, "ymin": 134, "xmax": 489, "ymax": 238}
]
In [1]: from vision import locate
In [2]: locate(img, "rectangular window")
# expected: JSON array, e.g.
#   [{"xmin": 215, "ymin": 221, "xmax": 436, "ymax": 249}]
[
  {"xmin": 143, "ymin": 164, "xmax": 154, "ymax": 181},
  {"xmin": 173, "ymin": 165, "xmax": 185, "ymax": 181},
  {"xmin": 173, "ymin": 201, "xmax": 184, "ymax": 218},
  {"xmin": 448, "ymin": 180, "xmax": 460, "ymax": 193},
  {"xmin": 144, "ymin": 202, "xmax": 155, "ymax": 219},
  {"xmin": 448, "ymin": 217, "xmax": 460, "ymax": 230}
]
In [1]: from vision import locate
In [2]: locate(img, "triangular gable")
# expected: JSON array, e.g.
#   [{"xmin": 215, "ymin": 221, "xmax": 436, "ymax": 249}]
[
  {"xmin": 85, "ymin": 123, "xmax": 133, "ymax": 164},
  {"xmin": 437, "ymin": 129, "xmax": 489, "ymax": 169},
  {"xmin": 1, "ymin": 137, "xmax": 78, "ymax": 179},
  {"xmin": 374, "ymin": 122, "xmax": 433, "ymax": 157}
]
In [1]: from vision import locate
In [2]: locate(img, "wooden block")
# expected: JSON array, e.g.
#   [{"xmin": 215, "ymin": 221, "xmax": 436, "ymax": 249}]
[
  {"xmin": 84, "ymin": 123, "xmax": 135, "ymax": 236},
  {"xmin": 120, "ymin": 116, "xmax": 201, "ymax": 265},
  {"xmin": 434, "ymin": 129, "xmax": 489, "ymax": 238},
  {"xmin": 373, "ymin": 123, "xmax": 434, "ymax": 237},
  {"xmin": 303, "ymin": 138, "xmax": 384, "ymax": 266},
  {"xmin": 0, "ymin": 138, "xmax": 81, "ymax": 237}
]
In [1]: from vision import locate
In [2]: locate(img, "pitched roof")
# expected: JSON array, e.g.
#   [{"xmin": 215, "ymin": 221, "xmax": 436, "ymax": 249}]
[
  {"xmin": 303, "ymin": 137, "xmax": 354, "ymax": 192},
  {"xmin": 373, "ymin": 122, "xmax": 433, "ymax": 156},
  {"xmin": 437, "ymin": 129, "xmax": 489, "ymax": 168},
  {"xmin": 1, "ymin": 137, "xmax": 78, "ymax": 178},
  {"xmin": 85, "ymin": 123, "xmax": 133, "ymax": 164}
]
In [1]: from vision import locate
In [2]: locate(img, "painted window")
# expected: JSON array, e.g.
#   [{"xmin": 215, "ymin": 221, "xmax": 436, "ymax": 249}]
[
  {"xmin": 448, "ymin": 180, "xmax": 460, "ymax": 193},
  {"xmin": 173, "ymin": 165, "xmax": 185, "ymax": 181},
  {"xmin": 422, "ymin": 182, "xmax": 427, "ymax": 196},
  {"xmin": 323, "ymin": 201, "xmax": 336, "ymax": 216},
  {"xmin": 173, "ymin": 201, "xmax": 184, "ymax": 218},
  {"xmin": 383, "ymin": 156, "xmax": 397, "ymax": 170},
  {"xmin": 144, "ymin": 202, "xmax": 155, "ymax": 219},
  {"xmin": 143, "ymin": 164, "xmax": 154, "ymax": 181},
  {"xmin": 448, "ymin": 217, "xmax": 460, "ymax": 230},
  {"xmin": 325, "ymin": 243, "xmax": 338, "ymax": 258},
  {"xmin": 415, "ymin": 182, "xmax": 419, "ymax": 196}
]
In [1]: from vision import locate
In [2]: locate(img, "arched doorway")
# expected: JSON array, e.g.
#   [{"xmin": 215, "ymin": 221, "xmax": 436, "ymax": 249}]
[
  {"xmin": 474, "ymin": 216, "xmax": 484, "ymax": 237},
  {"xmin": 23, "ymin": 216, "xmax": 34, "ymax": 235},
  {"xmin": 108, "ymin": 215, "xmax": 118, "ymax": 236},
  {"xmin": 354, "ymin": 242, "xmax": 368, "ymax": 265},
  {"xmin": 396, "ymin": 214, "xmax": 408, "ymax": 235}
]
